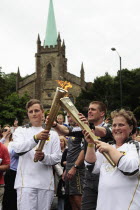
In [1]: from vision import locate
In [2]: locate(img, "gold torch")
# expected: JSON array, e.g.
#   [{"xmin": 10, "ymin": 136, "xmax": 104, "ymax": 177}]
[
  {"xmin": 60, "ymin": 97, "xmax": 116, "ymax": 167},
  {"xmin": 34, "ymin": 87, "xmax": 67, "ymax": 162}
]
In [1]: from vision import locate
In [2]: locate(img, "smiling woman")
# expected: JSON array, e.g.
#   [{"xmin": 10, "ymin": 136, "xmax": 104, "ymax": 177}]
[
  {"xmin": 111, "ymin": 109, "xmax": 137, "ymax": 146},
  {"xmin": 84, "ymin": 109, "xmax": 140, "ymax": 210}
]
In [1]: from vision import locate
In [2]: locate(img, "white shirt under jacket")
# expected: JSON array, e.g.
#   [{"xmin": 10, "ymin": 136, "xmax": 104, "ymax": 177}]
[
  {"xmin": 12, "ymin": 126, "xmax": 61, "ymax": 191},
  {"xmin": 92, "ymin": 142, "xmax": 140, "ymax": 210}
]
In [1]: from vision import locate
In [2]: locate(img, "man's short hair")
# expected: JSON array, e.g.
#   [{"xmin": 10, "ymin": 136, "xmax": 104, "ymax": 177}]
[
  {"xmin": 89, "ymin": 101, "xmax": 107, "ymax": 114},
  {"xmin": 26, "ymin": 99, "xmax": 44, "ymax": 111}
]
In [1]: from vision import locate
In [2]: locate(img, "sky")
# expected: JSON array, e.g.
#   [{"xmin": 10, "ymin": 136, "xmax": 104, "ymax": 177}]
[{"xmin": 1, "ymin": 0, "xmax": 140, "ymax": 82}]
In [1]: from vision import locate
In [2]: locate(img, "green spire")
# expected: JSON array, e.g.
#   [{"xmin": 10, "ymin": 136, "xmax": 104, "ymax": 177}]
[{"xmin": 44, "ymin": 0, "xmax": 57, "ymax": 47}]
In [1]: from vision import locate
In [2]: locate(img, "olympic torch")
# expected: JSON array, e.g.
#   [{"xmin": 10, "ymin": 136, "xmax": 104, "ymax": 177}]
[
  {"xmin": 60, "ymin": 97, "xmax": 116, "ymax": 167},
  {"xmin": 34, "ymin": 87, "xmax": 67, "ymax": 162}
]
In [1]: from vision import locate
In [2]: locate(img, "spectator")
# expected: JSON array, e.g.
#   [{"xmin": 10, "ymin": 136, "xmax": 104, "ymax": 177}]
[
  {"xmin": 0, "ymin": 125, "xmax": 12, "ymax": 144},
  {"xmin": 57, "ymin": 136, "xmax": 67, "ymax": 210},
  {"xmin": 10, "ymin": 119, "xmax": 19, "ymax": 135},
  {"xmin": 57, "ymin": 114, "xmax": 68, "ymax": 127},
  {"xmin": 0, "ymin": 127, "xmax": 10, "ymax": 209},
  {"xmin": 2, "ymin": 125, "xmax": 18, "ymax": 210}
]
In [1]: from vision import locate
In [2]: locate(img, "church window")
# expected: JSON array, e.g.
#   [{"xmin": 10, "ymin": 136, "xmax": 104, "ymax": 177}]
[
  {"xmin": 46, "ymin": 63, "xmax": 52, "ymax": 80},
  {"xmin": 48, "ymin": 93, "xmax": 51, "ymax": 97}
]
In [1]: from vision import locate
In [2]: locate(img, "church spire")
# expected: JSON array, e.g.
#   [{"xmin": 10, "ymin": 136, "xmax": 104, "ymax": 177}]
[
  {"xmin": 80, "ymin": 62, "xmax": 85, "ymax": 75},
  {"xmin": 80, "ymin": 62, "xmax": 85, "ymax": 87},
  {"xmin": 16, "ymin": 67, "xmax": 21, "ymax": 92},
  {"xmin": 44, "ymin": 0, "xmax": 57, "ymax": 47}
]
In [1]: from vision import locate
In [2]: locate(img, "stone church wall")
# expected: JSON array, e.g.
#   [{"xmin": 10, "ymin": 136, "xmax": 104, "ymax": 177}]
[
  {"xmin": 18, "ymin": 81, "xmax": 35, "ymax": 98},
  {"xmin": 19, "ymin": 73, "xmax": 36, "ymax": 88}
]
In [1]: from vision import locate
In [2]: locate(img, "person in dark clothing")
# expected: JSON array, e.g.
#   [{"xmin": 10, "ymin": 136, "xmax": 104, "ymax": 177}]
[
  {"xmin": 61, "ymin": 148, "xmax": 72, "ymax": 210},
  {"xmin": 57, "ymin": 136, "xmax": 67, "ymax": 210},
  {"xmin": 52, "ymin": 101, "xmax": 112, "ymax": 210},
  {"xmin": 64, "ymin": 114, "xmax": 85, "ymax": 210},
  {"xmin": 81, "ymin": 101, "xmax": 112, "ymax": 210},
  {"xmin": 52, "ymin": 113, "xmax": 85, "ymax": 210}
]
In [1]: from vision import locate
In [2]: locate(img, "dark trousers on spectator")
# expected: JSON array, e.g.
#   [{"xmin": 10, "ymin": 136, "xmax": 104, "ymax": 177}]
[
  {"xmin": 3, "ymin": 169, "xmax": 17, "ymax": 210},
  {"xmin": 81, "ymin": 170, "xmax": 99, "ymax": 210}
]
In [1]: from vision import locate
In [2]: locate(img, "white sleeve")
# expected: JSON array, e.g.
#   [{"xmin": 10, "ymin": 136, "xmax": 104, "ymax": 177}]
[
  {"xmin": 92, "ymin": 150, "xmax": 104, "ymax": 174},
  {"xmin": 12, "ymin": 127, "xmax": 37, "ymax": 153},
  {"xmin": 117, "ymin": 143, "xmax": 139, "ymax": 176},
  {"xmin": 41, "ymin": 131, "xmax": 62, "ymax": 165},
  {"xmin": 84, "ymin": 150, "xmax": 103, "ymax": 174},
  {"xmin": 0, "ymin": 137, "xmax": 6, "ymax": 144}
]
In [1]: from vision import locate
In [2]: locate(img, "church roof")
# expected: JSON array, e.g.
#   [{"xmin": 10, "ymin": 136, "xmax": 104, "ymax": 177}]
[{"xmin": 44, "ymin": 0, "xmax": 57, "ymax": 47}]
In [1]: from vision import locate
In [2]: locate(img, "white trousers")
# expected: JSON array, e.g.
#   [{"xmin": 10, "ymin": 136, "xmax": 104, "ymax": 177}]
[{"xmin": 17, "ymin": 188, "xmax": 54, "ymax": 210}]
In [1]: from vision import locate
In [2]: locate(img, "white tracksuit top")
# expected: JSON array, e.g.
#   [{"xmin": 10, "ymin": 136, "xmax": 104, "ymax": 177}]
[
  {"xmin": 12, "ymin": 126, "xmax": 62, "ymax": 190},
  {"xmin": 93, "ymin": 142, "xmax": 140, "ymax": 210}
]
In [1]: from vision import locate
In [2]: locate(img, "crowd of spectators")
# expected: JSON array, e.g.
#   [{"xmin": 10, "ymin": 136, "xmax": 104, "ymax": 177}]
[{"xmin": 0, "ymin": 99, "xmax": 140, "ymax": 210}]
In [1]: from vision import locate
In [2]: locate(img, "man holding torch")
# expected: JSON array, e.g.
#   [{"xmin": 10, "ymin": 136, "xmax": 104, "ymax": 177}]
[
  {"xmin": 11, "ymin": 99, "xmax": 62, "ymax": 210},
  {"xmin": 52, "ymin": 101, "xmax": 112, "ymax": 210}
]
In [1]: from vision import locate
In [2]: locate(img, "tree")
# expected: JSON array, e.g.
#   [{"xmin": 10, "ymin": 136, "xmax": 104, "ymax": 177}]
[
  {"xmin": 3, "ymin": 72, "xmax": 17, "ymax": 95},
  {"xmin": 0, "ymin": 72, "xmax": 31, "ymax": 126},
  {"xmin": 0, "ymin": 92, "xmax": 30, "ymax": 126},
  {"xmin": 76, "ymin": 72, "xmax": 116, "ymax": 114},
  {"xmin": 76, "ymin": 68, "xmax": 140, "ymax": 122}
]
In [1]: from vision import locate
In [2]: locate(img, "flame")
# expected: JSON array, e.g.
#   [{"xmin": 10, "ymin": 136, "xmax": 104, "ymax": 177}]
[{"xmin": 56, "ymin": 80, "xmax": 72, "ymax": 91}]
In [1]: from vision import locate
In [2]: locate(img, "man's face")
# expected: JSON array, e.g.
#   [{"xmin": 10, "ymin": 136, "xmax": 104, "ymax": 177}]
[
  {"xmin": 88, "ymin": 103, "xmax": 105, "ymax": 123},
  {"xmin": 67, "ymin": 114, "xmax": 76, "ymax": 126},
  {"xmin": 27, "ymin": 104, "xmax": 44, "ymax": 126}
]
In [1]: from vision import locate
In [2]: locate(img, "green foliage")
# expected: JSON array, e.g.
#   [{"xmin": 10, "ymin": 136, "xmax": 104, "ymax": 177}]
[
  {"xmin": 0, "ymin": 72, "xmax": 17, "ymax": 97},
  {"xmin": 0, "ymin": 92, "xmax": 30, "ymax": 126},
  {"xmin": 91, "ymin": 73, "xmax": 116, "ymax": 110},
  {"xmin": 133, "ymin": 106, "xmax": 140, "ymax": 126},
  {"xmin": 76, "ymin": 69, "xmax": 140, "ymax": 123},
  {"xmin": 0, "ymin": 72, "xmax": 30, "ymax": 126},
  {"xmin": 0, "ymin": 74, "xmax": 7, "ymax": 100}
]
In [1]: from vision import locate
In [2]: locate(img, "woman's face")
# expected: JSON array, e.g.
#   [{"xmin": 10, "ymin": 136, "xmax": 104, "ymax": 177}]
[
  {"xmin": 60, "ymin": 139, "xmax": 65, "ymax": 149},
  {"xmin": 112, "ymin": 116, "xmax": 133, "ymax": 143},
  {"xmin": 2, "ymin": 126, "xmax": 11, "ymax": 137}
]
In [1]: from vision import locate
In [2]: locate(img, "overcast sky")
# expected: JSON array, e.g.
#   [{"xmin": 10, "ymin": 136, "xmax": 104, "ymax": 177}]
[{"xmin": 1, "ymin": 0, "xmax": 140, "ymax": 82}]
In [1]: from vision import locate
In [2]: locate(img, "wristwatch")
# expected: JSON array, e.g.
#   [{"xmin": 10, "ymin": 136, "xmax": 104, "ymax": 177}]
[{"xmin": 74, "ymin": 164, "xmax": 79, "ymax": 169}]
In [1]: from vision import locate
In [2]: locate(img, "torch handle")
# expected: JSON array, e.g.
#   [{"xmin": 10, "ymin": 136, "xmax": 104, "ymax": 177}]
[
  {"xmin": 86, "ymin": 129, "xmax": 116, "ymax": 167},
  {"xmin": 34, "ymin": 87, "xmax": 67, "ymax": 162},
  {"xmin": 60, "ymin": 97, "xmax": 116, "ymax": 167}
]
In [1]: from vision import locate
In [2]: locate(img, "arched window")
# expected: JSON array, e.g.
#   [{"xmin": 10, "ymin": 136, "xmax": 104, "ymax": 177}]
[{"xmin": 46, "ymin": 63, "xmax": 52, "ymax": 80}]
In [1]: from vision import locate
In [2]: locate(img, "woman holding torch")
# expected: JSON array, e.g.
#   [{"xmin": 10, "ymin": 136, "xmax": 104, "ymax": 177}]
[{"xmin": 84, "ymin": 109, "xmax": 140, "ymax": 210}]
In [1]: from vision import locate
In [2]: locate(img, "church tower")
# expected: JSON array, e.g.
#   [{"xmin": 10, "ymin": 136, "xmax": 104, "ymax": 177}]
[
  {"xmin": 16, "ymin": 0, "xmax": 87, "ymax": 109},
  {"xmin": 35, "ymin": 0, "xmax": 67, "ymax": 108}
]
